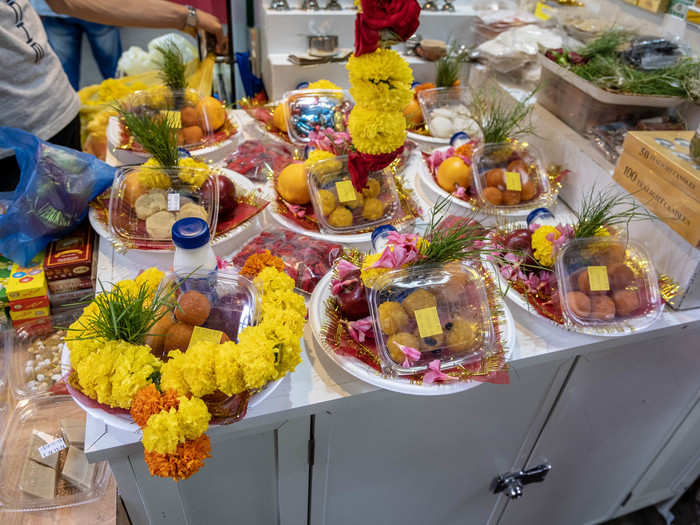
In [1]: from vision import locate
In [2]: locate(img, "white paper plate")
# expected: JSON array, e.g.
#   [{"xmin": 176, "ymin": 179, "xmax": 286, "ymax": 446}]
[
  {"xmin": 407, "ymin": 130, "xmax": 450, "ymax": 153},
  {"xmin": 309, "ymin": 271, "xmax": 515, "ymax": 396},
  {"xmin": 61, "ymin": 344, "xmax": 283, "ymax": 433}
]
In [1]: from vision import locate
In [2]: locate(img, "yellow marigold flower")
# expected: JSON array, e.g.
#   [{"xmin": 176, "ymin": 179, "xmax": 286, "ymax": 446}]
[
  {"xmin": 177, "ymin": 157, "xmax": 211, "ymax": 188},
  {"xmin": 304, "ymin": 150, "xmax": 341, "ymax": 174},
  {"xmin": 348, "ymin": 107, "xmax": 406, "ymax": 155},
  {"xmin": 143, "ymin": 408, "xmax": 182, "ymax": 454},
  {"xmin": 161, "ymin": 342, "xmax": 218, "ymax": 398},
  {"xmin": 235, "ymin": 326, "xmax": 277, "ymax": 390},
  {"xmin": 160, "ymin": 350, "xmax": 191, "ymax": 395},
  {"xmin": 86, "ymin": 109, "xmax": 117, "ymax": 140},
  {"xmin": 135, "ymin": 267, "xmax": 165, "ymax": 292},
  {"xmin": 531, "ymin": 225, "xmax": 560, "ymax": 267},
  {"xmin": 136, "ymin": 158, "xmax": 171, "ymax": 190},
  {"xmin": 214, "ymin": 343, "xmax": 246, "ymax": 396},
  {"xmin": 594, "ymin": 226, "xmax": 610, "ymax": 237},
  {"xmin": 360, "ymin": 252, "xmax": 391, "ymax": 288},
  {"xmin": 175, "ymin": 396, "xmax": 211, "ymax": 440},
  {"xmin": 347, "ymin": 49, "xmax": 413, "ymax": 111},
  {"xmin": 307, "ymin": 79, "xmax": 341, "ymax": 91}
]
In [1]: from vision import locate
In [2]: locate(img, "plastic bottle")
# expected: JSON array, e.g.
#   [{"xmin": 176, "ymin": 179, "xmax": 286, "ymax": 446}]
[
  {"xmin": 172, "ymin": 218, "xmax": 217, "ymax": 293},
  {"xmin": 371, "ymin": 225, "xmax": 397, "ymax": 253},
  {"xmin": 526, "ymin": 208, "xmax": 558, "ymax": 229}
]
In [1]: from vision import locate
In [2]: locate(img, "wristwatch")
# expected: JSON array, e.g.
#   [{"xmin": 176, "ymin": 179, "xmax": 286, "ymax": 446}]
[{"xmin": 183, "ymin": 5, "xmax": 198, "ymax": 34}]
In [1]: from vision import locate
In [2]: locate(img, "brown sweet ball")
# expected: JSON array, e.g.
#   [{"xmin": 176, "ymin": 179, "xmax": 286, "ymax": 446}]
[
  {"xmin": 507, "ymin": 159, "xmax": 528, "ymax": 173},
  {"xmin": 175, "ymin": 290, "xmax": 211, "ymax": 325},
  {"xmin": 576, "ymin": 269, "xmax": 591, "ymax": 294},
  {"xmin": 181, "ymin": 106, "xmax": 199, "ymax": 127},
  {"xmin": 613, "ymin": 289, "xmax": 640, "ymax": 317},
  {"xmin": 482, "ymin": 186, "xmax": 503, "ymax": 205},
  {"xmin": 604, "ymin": 243, "xmax": 627, "ymax": 265},
  {"xmin": 361, "ymin": 197, "xmax": 385, "ymax": 221},
  {"xmin": 401, "ymin": 289, "xmax": 438, "ymax": 317},
  {"xmin": 378, "ymin": 301, "xmax": 409, "ymax": 336},
  {"xmin": 181, "ymin": 125, "xmax": 204, "ymax": 145},
  {"xmin": 608, "ymin": 263, "xmax": 635, "ymax": 290},
  {"xmin": 163, "ymin": 322, "xmax": 194, "ymax": 353},
  {"xmin": 145, "ymin": 314, "xmax": 175, "ymax": 358},
  {"xmin": 417, "ymin": 330, "xmax": 445, "ymax": 352},
  {"xmin": 328, "ymin": 207, "xmax": 353, "ymax": 228},
  {"xmin": 520, "ymin": 180, "xmax": 537, "ymax": 201},
  {"xmin": 386, "ymin": 332, "xmax": 421, "ymax": 364},
  {"xmin": 567, "ymin": 291, "xmax": 591, "ymax": 318},
  {"xmin": 485, "ymin": 168, "xmax": 505, "ymax": 189},
  {"xmin": 445, "ymin": 317, "xmax": 477, "ymax": 353},
  {"xmin": 590, "ymin": 296, "xmax": 616, "ymax": 321},
  {"xmin": 501, "ymin": 190, "xmax": 522, "ymax": 205}
]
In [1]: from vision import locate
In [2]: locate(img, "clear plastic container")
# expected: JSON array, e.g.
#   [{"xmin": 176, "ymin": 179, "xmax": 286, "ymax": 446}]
[
  {"xmin": 306, "ymin": 155, "xmax": 401, "ymax": 235},
  {"xmin": 118, "ymin": 87, "xmax": 236, "ymax": 151},
  {"xmin": 108, "ymin": 166, "xmax": 219, "ymax": 250},
  {"xmin": 416, "ymin": 87, "xmax": 478, "ymax": 140},
  {"xmin": 0, "ymin": 395, "xmax": 110, "ymax": 511},
  {"xmin": 283, "ymin": 89, "xmax": 353, "ymax": 143},
  {"xmin": 472, "ymin": 142, "xmax": 552, "ymax": 212},
  {"xmin": 555, "ymin": 237, "xmax": 663, "ymax": 331},
  {"xmin": 368, "ymin": 261, "xmax": 495, "ymax": 375},
  {"xmin": 9, "ymin": 312, "xmax": 81, "ymax": 400}
]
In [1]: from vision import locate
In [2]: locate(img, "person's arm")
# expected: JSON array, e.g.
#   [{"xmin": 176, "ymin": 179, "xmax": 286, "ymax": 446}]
[{"xmin": 46, "ymin": 0, "xmax": 226, "ymax": 53}]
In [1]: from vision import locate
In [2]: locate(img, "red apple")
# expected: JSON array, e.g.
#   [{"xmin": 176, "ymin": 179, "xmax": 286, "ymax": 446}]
[{"xmin": 202, "ymin": 174, "xmax": 237, "ymax": 219}]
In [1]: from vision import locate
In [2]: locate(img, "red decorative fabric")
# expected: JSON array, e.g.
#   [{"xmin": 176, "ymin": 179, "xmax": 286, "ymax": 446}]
[
  {"xmin": 348, "ymin": 146, "xmax": 403, "ymax": 192},
  {"xmin": 354, "ymin": 0, "xmax": 421, "ymax": 56}
]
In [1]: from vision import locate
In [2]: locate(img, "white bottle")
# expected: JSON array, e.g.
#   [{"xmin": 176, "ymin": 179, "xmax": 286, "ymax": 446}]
[{"xmin": 172, "ymin": 218, "xmax": 217, "ymax": 293}]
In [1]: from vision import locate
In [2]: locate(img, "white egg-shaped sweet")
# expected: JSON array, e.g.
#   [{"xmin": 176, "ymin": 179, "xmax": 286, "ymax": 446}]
[{"xmin": 429, "ymin": 116, "xmax": 454, "ymax": 138}]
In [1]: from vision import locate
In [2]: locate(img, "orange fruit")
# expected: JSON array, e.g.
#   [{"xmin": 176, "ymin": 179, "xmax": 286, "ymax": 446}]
[
  {"xmin": 277, "ymin": 163, "xmax": 310, "ymax": 205},
  {"xmin": 403, "ymin": 98, "xmax": 423, "ymax": 127},
  {"xmin": 436, "ymin": 156, "xmax": 472, "ymax": 193},
  {"xmin": 196, "ymin": 96, "xmax": 226, "ymax": 132},
  {"xmin": 272, "ymin": 103, "xmax": 289, "ymax": 132}
]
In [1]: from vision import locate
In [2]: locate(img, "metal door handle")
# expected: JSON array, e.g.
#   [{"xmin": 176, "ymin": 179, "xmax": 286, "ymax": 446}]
[{"xmin": 491, "ymin": 462, "xmax": 552, "ymax": 499}]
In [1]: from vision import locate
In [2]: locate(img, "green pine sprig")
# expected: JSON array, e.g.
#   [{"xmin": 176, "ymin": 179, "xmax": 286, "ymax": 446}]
[
  {"xmin": 155, "ymin": 42, "xmax": 187, "ymax": 91},
  {"xmin": 468, "ymin": 83, "xmax": 538, "ymax": 144},
  {"xmin": 117, "ymin": 106, "xmax": 180, "ymax": 168},
  {"xmin": 574, "ymin": 186, "xmax": 657, "ymax": 239}
]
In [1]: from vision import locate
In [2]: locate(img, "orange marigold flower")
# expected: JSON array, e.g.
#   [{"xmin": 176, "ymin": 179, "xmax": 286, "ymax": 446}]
[
  {"xmin": 144, "ymin": 434, "xmax": 212, "ymax": 481},
  {"xmin": 240, "ymin": 250, "xmax": 285, "ymax": 279},
  {"xmin": 130, "ymin": 384, "xmax": 181, "ymax": 428},
  {"xmin": 455, "ymin": 143, "xmax": 474, "ymax": 159}
]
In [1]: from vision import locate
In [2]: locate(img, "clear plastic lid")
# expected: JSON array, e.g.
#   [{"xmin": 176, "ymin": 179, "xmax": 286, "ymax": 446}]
[
  {"xmin": 283, "ymin": 89, "xmax": 353, "ymax": 143},
  {"xmin": 0, "ymin": 395, "xmax": 110, "ymax": 511},
  {"xmin": 416, "ymin": 87, "xmax": 479, "ymax": 139},
  {"xmin": 9, "ymin": 312, "xmax": 81, "ymax": 400},
  {"xmin": 118, "ymin": 88, "xmax": 235, "ymax": 150},
  {"xmin": 368, "ymin": 261, "xmax": 495, "ymax": 375},
  {"xmin": 472, "ymin": 142, "xmax": 553, "ymax": 212},
  {"xmin": 307, "ymin": 155, "xmax": 400, "ymax": 235},
  {"xmin": 554, "ymin": 237, "xmax": 663, "ymax": 331},
  {"xmin": 108, "ymin": 166, "xmax": 219, "ymax": 250}
]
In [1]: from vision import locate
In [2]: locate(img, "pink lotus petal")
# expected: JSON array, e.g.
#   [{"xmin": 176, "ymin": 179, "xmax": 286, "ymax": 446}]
[
  {"xmin": 369, "ymin": 247, "xmax": 399, "ymax": 269},
  {"xmin": 216, "ymin": 256, "xmax": 233, "ymax": 270},
  {"xmin": 423, "ymin": 359, "xmax": 458, "ymax": 384},
  {"xmin": 453, "ymin": 186, "xmax": 467, "ymax": 198},
  {"xmin": 397, "ymin": 343, "xmax": 421, "ymax": 368},
  {"xmin": 504, "ymin": 252, "xmax": 520, "ymax": 264},
  {"xmin": 283, "ymin": 201, "xmax": 306, "ymax": 218},
  {"xmin": 348, "ymin": 317, "xmax": 374, "ymax": 343},
  {"xmin": 336, "ymin": 259, "xmax": 359, "ymax": 281},
  {"xmin": 331, "ymin": 278, "xmax": 356, "ymax": 296}
]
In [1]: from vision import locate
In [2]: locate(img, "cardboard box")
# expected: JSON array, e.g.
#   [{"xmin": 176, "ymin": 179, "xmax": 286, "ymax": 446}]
[
  {"xmin": 44, "ymin": 225, "xmax": 95, "ymax": 282},
  {"xmin": 9, "ymin": 295, "xmax": 49, "ymax": 312},
  {"xmin": 9, "ymin": 306, "xmax": 50, "ymax": 321},
  {"xmin": 687, "ymin": 5, "xmax": 700, "ymax": 24},
  {"xmin": 637, "ymin": 0, "xmax": 670, "ymax": 12},
  {"xmin": 620, "ymin": 131, "xmax": 700, "ymax": 204},
  {"xmin": 0, "ymin": 255, "xmax": 14, "ymax": 306},
  {"xmin": 6, "ymin": 255, "xmax": 48, "ymax": 301},
  {"xmin": 11, "ymin": 315, "xmax": 51, "ymax": 333},
  {"xmin": 49, "ymin": 287, "xmax": 94, "ymax": 308},
  {"xmin": 48, "ymin": 275, "xmax": 95, "ymax": 295}
]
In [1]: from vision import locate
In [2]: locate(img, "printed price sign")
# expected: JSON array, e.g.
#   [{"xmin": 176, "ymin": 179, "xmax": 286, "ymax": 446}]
[
  {"xmin": 167, "ymin": 192, "xmax": 181, "ymax": 212},
  {"xmin": 534, "ymin": 1, "xmax": 553, "ymax": 20},
  {"xmin": 188, "ymin": 326, "xmax": 225, "ymax": 349},
  {"xmin": 38, "ymin": 438, "xmax": 66, "ymax": 459},
  {"xmin": 587, "ymin": 266, "xmax": 610, "ymax": 292},
  {"xmin": 335, "ymin": 180, "xmax": 357, "ymax": 203},
  {"xmin": 415, "ymin": 306, "xmax": 443, "ymax": 339},
  {"xmin": 505, "ymin": 171, "xmax": 523, "ymax": 191},
  {"xmin": 160, "ymin": 110, "xmax": 182, "ymax": 128}
]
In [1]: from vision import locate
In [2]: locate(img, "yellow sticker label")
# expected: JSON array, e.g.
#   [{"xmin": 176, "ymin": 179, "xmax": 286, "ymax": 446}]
[
  {"xmin": 335, "ymin": 180, "xmax": 356, "ymax": 203},
  {"xmin": 188, "ymin": 326, "xmax": 225, "ymax": 350},
  {"xmin": 587, "ymin": 266, "xmax": 610, "ymax": 292},
  {"xmin": 505, "ymin": 171, "xmax": 522, "ymax": 192},
  {"xmin": 160, "ymin": 110, "xmax": 182, "ymax": 128},
  {"xmin": 414, "ymin": 306, "xmax": 443, "ymax": 339},
  {"xmin": 534, "ymin": 1, "xmax": 553, "ymax": 20}
]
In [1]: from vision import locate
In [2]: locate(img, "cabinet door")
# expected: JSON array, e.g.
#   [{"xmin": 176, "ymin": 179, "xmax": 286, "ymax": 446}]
[
  {"xmin": 499, "ymin": 326, "xmax": 700, "ymax": 525},
  {"xmin": 309, "ymin": 359, "xmax": 570, "ymax": 525}
]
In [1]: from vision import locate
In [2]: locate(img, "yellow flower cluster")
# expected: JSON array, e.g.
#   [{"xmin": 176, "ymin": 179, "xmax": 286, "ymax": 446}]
[
  {"xmin": 531, "ymin": 226, "xmax": 560, "ymax": 267},
  {"xmin": 307, "ymin": 79, "xmax": 341, "ymax": 91},
  {"xmin": 360, "ymin": 252, "xmax": 390, "ymax": 288},
  {"xmin": 87, "ymin": 108, "xmax": 118, "ymax": 140},
  {"xmin": 348, "ymin": 107, "xmax": 407, "ymax": 155},
  {"xmin": 79, "ymin": 78, "xmax": 148, "ymax": 107},
  {"xmin": 304, "ymin": 150, "xmax": 341, "ymax": 174},
  {"xmin": 160, "ymin": 268, "xmax": 306, "ymax": 397},
  {"xmin": 177, "ymin": 156, "xmax": 212, "ymax": 188},
  {"xmin": 347, "ymin": 49, "xmax": 413, "ymax": 111},
  {"xmin": 74, "ymin": 340, "xmax": 161, "ymax": 409},
  {"xmin": 142, "ymin": 396, "xmax": 211, "ymax": 455}
]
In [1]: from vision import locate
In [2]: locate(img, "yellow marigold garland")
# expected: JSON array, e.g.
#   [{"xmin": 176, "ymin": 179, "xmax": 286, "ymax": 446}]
[
  {"xmin": 142, "ymin": 396, "xmax": 211, "ymax": 455},
  {"xmin": 347, "ymin": 49, "xmax": 413, "ymax": 111},
  {"xmin": 348, "ymin": 106, "xmax": 407, "ymax": 155},
  {"xmin": 304, "ymin": 150, "xmax": 342, "ymax": 174},
  {"xmin": 307, "ymin": 79, "xmax": 341, "ymax": 90}
]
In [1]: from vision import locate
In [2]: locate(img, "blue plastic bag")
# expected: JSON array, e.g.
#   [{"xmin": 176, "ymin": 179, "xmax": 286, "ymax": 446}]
[{"xmin": 0, "ymin": 127, "xmax": 115, "ymax": 266}]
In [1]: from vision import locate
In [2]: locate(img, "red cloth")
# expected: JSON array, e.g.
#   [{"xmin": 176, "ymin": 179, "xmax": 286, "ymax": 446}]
[
  {"xmin": 169, "ymin": 0, "xmax": 227, "ymax": 23},
  {"xmin": 354, "ymin": 0, "xmax": 421, "ymax": 56},
  {"xmin": 348, "ymin": 146, "xmax": 403, "ymax": 192}
]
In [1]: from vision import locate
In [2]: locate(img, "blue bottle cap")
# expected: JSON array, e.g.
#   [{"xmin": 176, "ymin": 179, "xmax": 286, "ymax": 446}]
[
  {"xmin": 178, "ymin": 147, "xmax": 192, "ymax": 158},
  {"xmin": 526, "ymin": 207, "xmax": 554, "ymax": 227},
  {"xmin": 371, "ymin": 225, "xmax": 397, "ymax": 250},
  {"xmin": 296, "ymin": 81, "xmax": 310, "ymax": 90},
  {"xmin": 172, "ymin": 218, "xmax": 210, "ymax": 250},
  {"xmin": 450, "ymin": 131, "xmax": 470, "ymax": 147},
  {"xmin": 411, "ymin": 81, "xmax": 422, "ymax": 89}
]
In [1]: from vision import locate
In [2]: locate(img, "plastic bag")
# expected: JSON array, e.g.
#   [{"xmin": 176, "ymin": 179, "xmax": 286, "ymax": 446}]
[
  {"xmin": 0, "ymin": 127, "xmax": 115, "ymax": 266},
  {"xmin": 225, "ymin": 139, "xmax": 295, "ymax": 182}
]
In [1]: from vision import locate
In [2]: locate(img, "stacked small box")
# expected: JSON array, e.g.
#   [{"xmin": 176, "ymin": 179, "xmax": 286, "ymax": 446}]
[
  {"xmin": 0, "ymin": 255, "xmax": 12, "ymax": 328},
  {"xmin": 6, "ymin": 254, "xmax": 50, "ymax": 329}
]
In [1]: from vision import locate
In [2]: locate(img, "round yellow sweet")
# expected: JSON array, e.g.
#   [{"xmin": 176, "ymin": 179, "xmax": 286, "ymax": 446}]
[
  {"xmin": 378, "ymin": 301, "xmax": 409, "ymax": 336},
  {"xmin": 361, "ymin": 198, "xmax": 385, "ymax": 221},
  {"xmin": 318, "ymin": 189, "xmax": 337, "ymax": 216},
  {"xmin": 277, "ymin": 163, "xmax": 310, "ymax": 205},
  {"xmin": 362, "ymin": 178, "xmax": 381, "ymax": 198},
  {"xmin": 437, "ymin": 156, "xmax": 472, "ymax": 193},
  {"xmin": 445, "ymin": 317, "xmax": 478, "ymax": 353},
  {"xmin": 328, "ymin": 207, "xmax": 353, "ymax": 228},
  {"xmin": 345, "ymin": 192, "xmax": 364, "ymax": 210},
  {"xmin": 196, "ymin": 96, "xmax": 226, "ymax": 132},
  {"xmin": 272, "ymin": 103, "xmax": 288, "ymax": 132},
  {"xmin": 386, "ymin": 332, "xmax": 421, "ymax": 364}
]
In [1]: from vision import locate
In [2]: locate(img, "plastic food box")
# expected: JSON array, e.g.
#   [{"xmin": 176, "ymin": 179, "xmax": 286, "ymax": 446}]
[
  {"xmin": 307, "ymin": 155, "xmax": 401, "ymax": 235},
  {"xmin": 536, "ymin": 54, "xmax": 684, "ymax": 135},
  {"xmin": 416, "ymin": 87, "xmax": 477, "ymax": 140},
  {"xmin": 0, "ymin": 395, "xmax": 110, "ymax": 511},
  {"xmin": 472, "ymin": 142, "xmax": 552, "ymax": 212},
  {"xmin": 554, "ymin": 237, "xmax": 663, "ymax": 331},
  {"xmin": 368, "ymin": 261, "xmax": 495, "ymax": 375},
  {"xmin": 108, "ymin": 166, "xmax": 219, "ymax": 249},
  {"xmin": 283, "ymin": 89, "xmax": 353, "ymax": 143}
]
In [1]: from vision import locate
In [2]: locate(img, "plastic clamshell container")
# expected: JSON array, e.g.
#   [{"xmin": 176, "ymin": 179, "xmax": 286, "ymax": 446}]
[
  {"xmin": 536, "ymin": 54, "xmax": 684, "ymax": 134},
  {"xmin": 9, "ymin": 312, "xmax": 81, "ymax": 400},
  {"xmin": 283, "ymin": 89, "xmax": 353, "ymax": 143},
  {"xmin": 416, "ymin": 87, "xmax": 477, "ymax": 140},
  {"xmin": 555, "ymin": 237, "xmax": 663, "ymax": 332},
  {"xmin": 307, "ymin": 155, "xmax": 400, "ymax": 235},
  {"xmin": 368, "ymin": 261, "xmax": 495, "ymax": 375},
  {"xmin": 0, "ymin": 395, "xmax": 110, "ymax": 511},
  {"xmin": 472, "ymin": 141, "xmax": 552, "ymax": 213},
  {"xmin": 108, "ymin": 166, "xmax": 219, "ymax": 250}
]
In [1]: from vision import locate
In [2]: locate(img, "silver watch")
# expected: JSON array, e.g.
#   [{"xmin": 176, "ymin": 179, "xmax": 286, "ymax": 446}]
[{"xmin": 184, "ymin": 5, "xmax": 198, "ymax": 31}]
